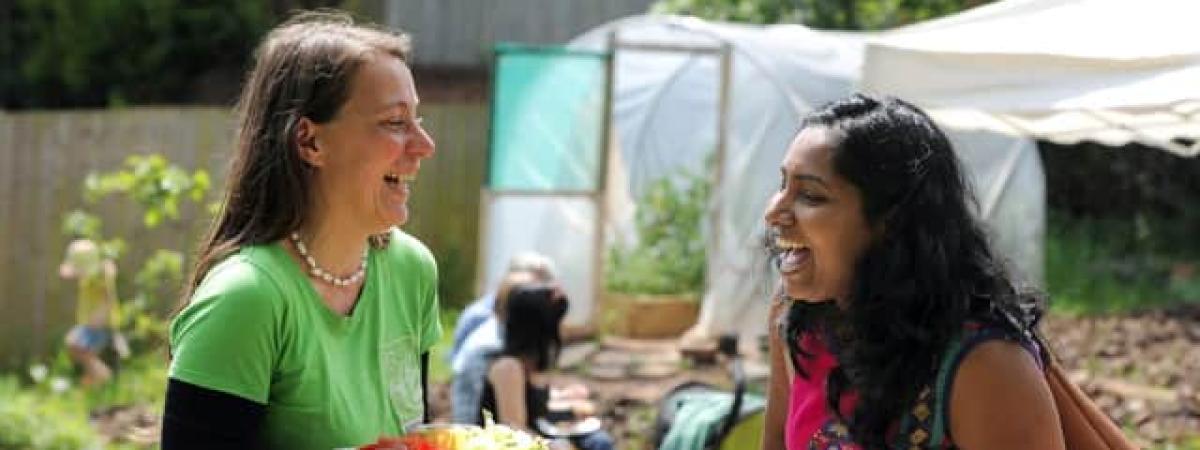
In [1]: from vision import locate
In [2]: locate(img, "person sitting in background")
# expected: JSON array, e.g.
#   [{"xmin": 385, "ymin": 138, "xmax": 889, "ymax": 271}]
[
  {"xmin": 480, "ymin": 283, "xmax": 613, "ymax": 450},
  {"xmin": 59, "ymin": 238, "xmax": 128, "ymax": 387},
  {"xmin": 449, "ymin": 252, "xmax": 556, "ymax": 361},
  {"xmin": 450, "ymin": 252, "xmax": 556, "ymax": 423}
]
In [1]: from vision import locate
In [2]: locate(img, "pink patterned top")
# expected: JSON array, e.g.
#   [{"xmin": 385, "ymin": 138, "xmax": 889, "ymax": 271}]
[
  {"xmin": 784, "ymin": 333, "xmax": 860, "ymax": 450},
  {"xmin": 783, "ymin": 323, "xmax": 1040, "ymax": 450}
]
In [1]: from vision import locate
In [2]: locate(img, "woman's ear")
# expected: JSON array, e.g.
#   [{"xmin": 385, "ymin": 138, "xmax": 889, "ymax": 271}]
[{"xmin": 295, "ymin": 117, "xmax": 324, "ymax": 167}]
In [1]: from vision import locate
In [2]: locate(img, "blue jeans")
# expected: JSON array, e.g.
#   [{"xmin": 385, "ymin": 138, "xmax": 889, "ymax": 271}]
[
  {"xmin": 66, "ymin": 325, "xmax": 110, "ymax": 352},
  {"xmin": 569, "ymin": 430, "xmax": 615, "ymax": 450}
]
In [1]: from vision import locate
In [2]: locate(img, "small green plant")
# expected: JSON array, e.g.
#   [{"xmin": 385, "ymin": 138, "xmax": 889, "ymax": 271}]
[
  {"xmin": 0, "ymin": 373, "xmax": 104, "ymax": 449},
  {"xmin": 82, "ymin": 153, "xmax": 210, "ymax": 228},
  {"xmin": 0, "ymin": 350, "xmax": 169, "ymax": 450},
  {"xmin": 604, "ymin": 166, "xmax": 710, "ymax": 296}
]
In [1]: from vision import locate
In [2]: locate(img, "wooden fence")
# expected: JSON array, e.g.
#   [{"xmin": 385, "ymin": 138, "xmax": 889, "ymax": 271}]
[
  {"xmin": 385, "ymin": 0, "xmax": 655, "ymax": 67},
  {"xmin": 0, "ymin": 104, "xmax": 488, "ymax": 368}
]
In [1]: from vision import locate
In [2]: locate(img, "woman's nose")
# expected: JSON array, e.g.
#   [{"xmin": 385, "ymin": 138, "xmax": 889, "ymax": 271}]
[
  {"xmin": 764, "ymin": 193, "xmax": 793, "ymax": 226},
  {"xmin": 409, "ymin": 126, "xmax": 435, "ymax": 159}
]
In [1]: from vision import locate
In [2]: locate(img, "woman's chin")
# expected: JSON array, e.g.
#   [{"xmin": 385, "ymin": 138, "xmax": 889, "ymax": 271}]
[
  {"xmin": 375, "ymin": 206, "xmax": 408, "ymax": 230},
  {"xmin": 781, "ymin": 284, "xmax": 833, "ymax": 303},
  {"xmin": 787, "ymin": 296, "xmax": 834, "ymax": 304}
]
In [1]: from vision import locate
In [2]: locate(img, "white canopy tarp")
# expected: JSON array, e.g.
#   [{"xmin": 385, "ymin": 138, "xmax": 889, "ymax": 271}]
[
  {"xmin": 479, "ymin": 15, "xmax": 1044, "ymax": 342},
  {"xmin": 862, "ymin": 0, "xmax": 1200, "ymax": 156}
]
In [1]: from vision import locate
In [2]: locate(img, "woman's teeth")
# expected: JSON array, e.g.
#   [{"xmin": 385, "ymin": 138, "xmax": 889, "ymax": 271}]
[
  {"xmin": 775, "ymin": 237, "xmax": 805, "ymax": 250},
  {"xmin": 383, "ymin": 173, "xmax": 415, "ymax": 186},
  {"xmin": 775, "ymin": 237, "xmax": 810, "ymax": 273}
]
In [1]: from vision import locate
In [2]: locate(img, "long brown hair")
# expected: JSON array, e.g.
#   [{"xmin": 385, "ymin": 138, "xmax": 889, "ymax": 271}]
[{"xmin": 181, "ymin": 11, "xmax": 410, "ymax": 306}]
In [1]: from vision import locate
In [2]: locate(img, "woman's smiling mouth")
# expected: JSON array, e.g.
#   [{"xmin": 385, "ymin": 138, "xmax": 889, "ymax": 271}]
[{"xmin": 776, "ymin": 237, "xmax": 811, "ymax": 274}]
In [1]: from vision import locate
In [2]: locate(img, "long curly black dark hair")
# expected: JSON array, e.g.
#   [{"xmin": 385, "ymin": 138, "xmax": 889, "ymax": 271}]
[{"xmin": 769, "ymin": 94, "xmax": 1042, "ymax": 449}]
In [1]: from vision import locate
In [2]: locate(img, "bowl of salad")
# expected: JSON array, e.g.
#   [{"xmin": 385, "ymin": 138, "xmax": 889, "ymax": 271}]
[{"xmin": 356, "ymin": 422, "xmax": 549, "ymax": 450}]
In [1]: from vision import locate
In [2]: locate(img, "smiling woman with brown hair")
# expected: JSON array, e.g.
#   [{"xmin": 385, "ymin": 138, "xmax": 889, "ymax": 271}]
[
  {"xmin": 760, "ymin": 94, "xmax": 1064, "ymax": 450},
  {"xmin": 162, "ymin": 11, "xmax": 439, "ymax": 450}
]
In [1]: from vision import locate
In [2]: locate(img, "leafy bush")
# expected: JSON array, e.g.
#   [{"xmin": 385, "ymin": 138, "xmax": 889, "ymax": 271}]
[
  {"xmin": 5, "ymin": 0, "xmax": 272, "ymax": 108},
  {"xmin": 605, "ymin": 167, "xmax": 710, "ymax": 295},
  {"xmin": 1046, "ymin": 212, "xmax": 1200, "ymax": 315},
  {"xmin": 4, "ymin": 0, "xmax": 358, "ymax": 108},
  {"xmin": 1040, "ymin": 142, "xmax": 1200, "ymax": 256},
  {"xmin": 0, "ymin": 375, "xmax": 104, "ymax": 450},
  {"xmin": 0, "ymin": 349, "xmax": 168, "ymax": 450}
]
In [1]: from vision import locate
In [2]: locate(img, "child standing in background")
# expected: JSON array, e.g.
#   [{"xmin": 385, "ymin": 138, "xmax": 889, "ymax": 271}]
[{"xmin": 59, "ymin": 238, "xmax": 127, "ymax": 387}]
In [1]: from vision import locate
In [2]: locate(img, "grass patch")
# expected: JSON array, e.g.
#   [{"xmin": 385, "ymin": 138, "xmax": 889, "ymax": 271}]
[
  {"xmin": 0, "ymin": 350, "xmax": 167, "ymax": 449},
  {"xmin": 1046, "ymin": 213, "xmax": 1200, "ymax": 315},
  {"xmin": 0, "ymin": 375, "xmax": 105, "ymax": 449},
  {"xmin": 1150, "ymin": 438, "xmax": 1200, "ymax": 450}
]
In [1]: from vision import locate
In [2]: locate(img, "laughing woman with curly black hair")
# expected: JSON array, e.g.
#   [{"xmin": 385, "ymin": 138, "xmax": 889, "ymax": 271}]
[{"xmin": 759, "ymin": 94, "xmax": 1064, "ymax": 450}]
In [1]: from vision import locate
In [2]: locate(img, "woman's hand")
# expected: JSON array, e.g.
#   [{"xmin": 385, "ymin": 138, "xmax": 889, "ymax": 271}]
[
  {"xmin": 549, "ymin": 399, "xmax": 597, "ymax": 420},
  {"xmin": 568, "ymin": 400, "xmax": 596, "ymax": 418},
  {"xmin": 550, "ymin": 383, "xmax": 590, "ymax": 401}
]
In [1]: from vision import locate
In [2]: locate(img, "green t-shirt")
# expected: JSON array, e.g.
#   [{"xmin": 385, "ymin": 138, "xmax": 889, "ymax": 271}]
[{"xmin": 169, "ymin": 229, "xmax": 441, "ymax": 450}]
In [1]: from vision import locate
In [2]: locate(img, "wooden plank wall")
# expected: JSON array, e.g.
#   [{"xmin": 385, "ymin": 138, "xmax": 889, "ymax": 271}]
[{"xmin": 0, "ymin": 104, "xmax": 487, "ymax": 368}]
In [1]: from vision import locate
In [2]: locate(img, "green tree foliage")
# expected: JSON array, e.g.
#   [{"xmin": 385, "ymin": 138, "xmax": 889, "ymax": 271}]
[
  {"xmin": 652, "ymin": 0, "xmax": 994, "ymax": 29},
  {"xmin": 652, "ymin": 0, "xmax": 803, "ymax": 23},
  {"xmin": 3, "ymin": 0, "xmax": 348, "ymax": 109}
]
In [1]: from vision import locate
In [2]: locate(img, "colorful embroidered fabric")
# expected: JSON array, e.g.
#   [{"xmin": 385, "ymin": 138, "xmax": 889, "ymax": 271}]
[{"xmin": 785, "ymin": 323, "xmax": 1041, "ymax": 450}]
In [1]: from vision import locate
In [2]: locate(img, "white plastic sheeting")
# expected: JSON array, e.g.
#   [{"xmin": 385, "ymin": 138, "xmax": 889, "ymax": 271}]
[
  {"xmin": 862, "ymin": 0, "xmax": 1200, "ymax": 156},
  {"xmin": 479, "ymin": 194, "xmax": 599, "ymax": 326},
  {"xmin": 479, "ymin": 15, "xmax": 1045, "ymax": 340}
]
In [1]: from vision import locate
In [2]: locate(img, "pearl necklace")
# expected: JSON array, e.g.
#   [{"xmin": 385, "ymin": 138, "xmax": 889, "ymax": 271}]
[{"xmin": 290, "ymin": 232, "xmax": 368, "ymax": 287}]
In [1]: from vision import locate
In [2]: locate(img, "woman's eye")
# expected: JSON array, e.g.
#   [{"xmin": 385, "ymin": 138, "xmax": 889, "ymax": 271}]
[
  {"xmin": 796, "ymin": 191, "xmax": 826, "ymax": 204},
  {"xmin": 385, "ymin": 117, "xmax": 422, "ymax": 131}
]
